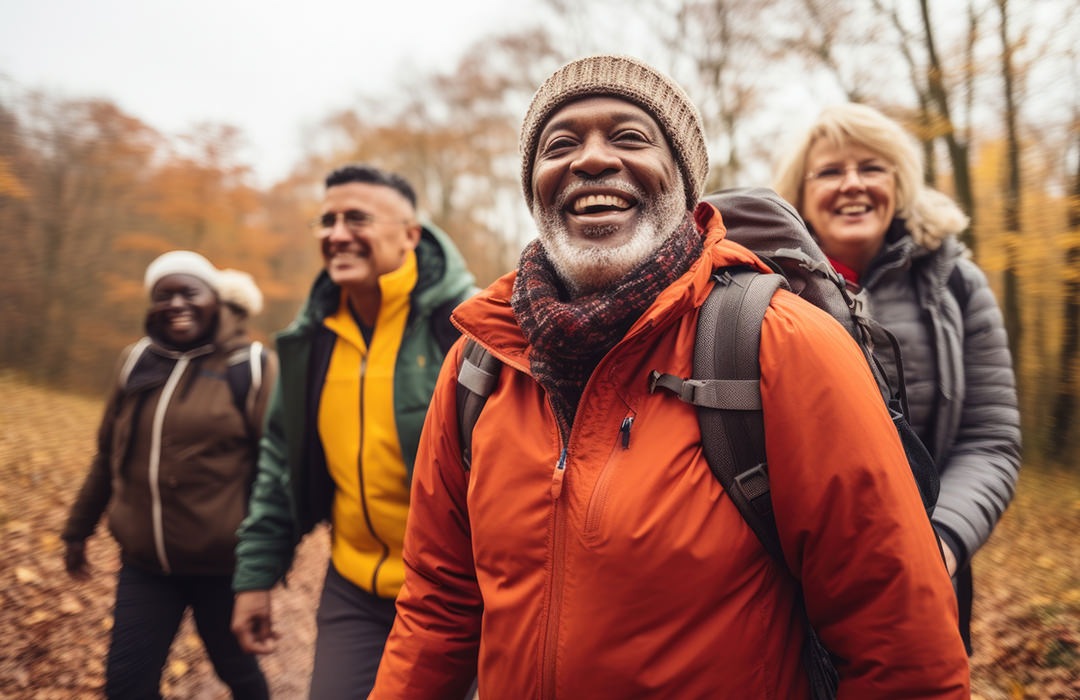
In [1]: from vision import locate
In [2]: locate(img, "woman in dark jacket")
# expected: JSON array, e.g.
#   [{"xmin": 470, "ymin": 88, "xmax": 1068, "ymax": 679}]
[
  {"xmin": 772, "ymin": 102, "xmax": 1022, "ymax": 652},
  {"xmin": 61, "ymin": 250, "xmax": 278, "ymax": 699}
]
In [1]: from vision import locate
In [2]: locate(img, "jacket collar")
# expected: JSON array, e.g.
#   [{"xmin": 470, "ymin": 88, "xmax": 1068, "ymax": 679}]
[
  {"xmin": 453, "ymin": 202, "xmax": 770, "ymax": 370},
  {"xmin": 292, "ymin": 222, "xmax": 475, "ymax": 332}
]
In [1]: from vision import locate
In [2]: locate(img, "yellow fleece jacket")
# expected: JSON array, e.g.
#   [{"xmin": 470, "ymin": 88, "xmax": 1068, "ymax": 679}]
[{"xmin": 319, "ymin": 251, "xmax": 417, "ymax": 598}]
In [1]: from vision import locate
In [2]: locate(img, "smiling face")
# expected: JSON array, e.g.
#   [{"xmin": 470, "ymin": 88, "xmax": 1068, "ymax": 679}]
[
  {"xmin": 318, "ymin": 181, "xmax": 421, "ymax": 295},
  {"xmin": 148, "ymin": 274, "xmax": 220, "ymax": 348},
  {"xmin": 801, "ymin": 140, "xmax": 897, "ymax": 275},
  {"xmin": 530, "ymin": 96, "xmax": 686, "ymax": 296}
]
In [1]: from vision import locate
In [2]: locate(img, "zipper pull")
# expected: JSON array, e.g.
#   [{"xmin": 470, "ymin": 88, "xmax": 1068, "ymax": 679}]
[
  {"xmin": 551, "ymin": 448, "xmax": 567, "ymax": 499},
  {"xmin": 620, "ymin": 415, "xmax": 634, "ymax": 449}
]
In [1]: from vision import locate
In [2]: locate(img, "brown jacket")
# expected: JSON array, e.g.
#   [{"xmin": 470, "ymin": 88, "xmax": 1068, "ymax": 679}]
[{"xmin": 62, "ymin": 309, "xmax": 278, "ymax": 576}]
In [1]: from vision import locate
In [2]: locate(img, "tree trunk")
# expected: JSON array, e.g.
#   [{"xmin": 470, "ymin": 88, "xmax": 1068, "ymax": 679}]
[
  {"xmin": 997, "ymin": 0, "xmax": 1023, "ymax": 373},
  {"xmin": 1048, "ymin": 138, "xmax": 1080, "ymax": 464},
  {"xmin": 919, "ymin": 0, "xmax": 976, "ymax": 252}
]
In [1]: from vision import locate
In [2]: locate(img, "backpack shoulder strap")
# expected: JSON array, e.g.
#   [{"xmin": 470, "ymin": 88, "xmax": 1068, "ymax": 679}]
[
  {"xmin": 456, "ymin": 338, "xmax": 502, "ymax": 471},
  {"xmin": 652, "ymin": 266, "xmax": 840, "ymax": 699},
  {"xmin": 430, "ymin": 298, "xmax": 463, "ymax": 356},
  {"xmin": 648, "ymin": 267, "xmax": 787, "ymax": 565},
  {"xmin": 946, "ymin": 263, "xmax": 970, "ymax": 312},
  {"xmin": 696, "ymin": 268, "xmax": 787, "ymax": 565},
  {"xmin": 226, "ymin": 341, "xmax": 264, "ymax": 434},
  {"xmin": 430, "ymin": 286, "xmax": 480, "ymax": 356},
  {"xmin": 118, "ymin": 337, "xmax": 153, "ymax": 388}
]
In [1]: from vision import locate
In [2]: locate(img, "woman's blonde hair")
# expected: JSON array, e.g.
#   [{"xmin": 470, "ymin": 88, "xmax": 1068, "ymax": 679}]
[{"xmin": 771, "ymin": 103, "xmax": 968, "ymax": 249}]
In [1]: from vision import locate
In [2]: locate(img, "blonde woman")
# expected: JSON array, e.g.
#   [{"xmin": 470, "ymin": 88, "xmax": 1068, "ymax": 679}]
[{"xmin": 773, "ymin": 103, "xmax": 1021, "ymax": 652}]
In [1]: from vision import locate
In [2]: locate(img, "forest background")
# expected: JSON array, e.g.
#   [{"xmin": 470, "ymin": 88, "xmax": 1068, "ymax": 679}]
[{"xmin": 0, "ymin": 0, "xmax": 1078, "ymax": 697}]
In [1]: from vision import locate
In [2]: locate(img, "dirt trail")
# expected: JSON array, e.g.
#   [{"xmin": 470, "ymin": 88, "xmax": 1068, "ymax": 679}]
[{"xmin": 0, "ymin": 375, "xmax": 327, "ymax": 699}]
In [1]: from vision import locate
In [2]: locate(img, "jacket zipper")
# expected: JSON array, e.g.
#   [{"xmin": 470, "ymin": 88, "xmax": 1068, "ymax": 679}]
[
  {"xmin": 536, "ymin": 336, "xmax": 646, "ymax": 698},
  {"xmin": 583, "ymin": 413, "xmax": 634, "ymax": 536},
  {"xmin": 149, "ymin": 356, "xmax": 190, "ymax": 574},
  {"xmin": 355, "ymin": 354, "xmax": 391, "ymax": 593},
  {"xmin": 541, "ymin": 446, "xmax": 568, "ymax": 699}
]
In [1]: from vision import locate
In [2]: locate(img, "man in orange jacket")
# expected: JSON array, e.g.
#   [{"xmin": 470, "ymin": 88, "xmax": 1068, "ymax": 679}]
[{"xmin": 370, "ymin": 55, "xmax": 970, "ymax": 699}]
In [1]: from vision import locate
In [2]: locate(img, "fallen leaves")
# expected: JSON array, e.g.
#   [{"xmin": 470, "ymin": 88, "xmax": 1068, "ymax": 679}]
[
  {"xmin": 1, "ymin": 370, "xmax": 326, "ymax": 699},
  {"xmin": 1, "ymin": 371, "xmax": 1078, "ymax": 699},
  {"xmin": 968, "ymin": 465, "xmax": 1080, "ymax": 700},
  {"xmin": 15, "ymin": 566, "xmax": 41, "ymax": 585}
]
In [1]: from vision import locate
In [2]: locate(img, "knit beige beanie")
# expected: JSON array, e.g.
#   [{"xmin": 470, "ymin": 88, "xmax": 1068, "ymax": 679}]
[{"xmin": 520, "ymin": 54, "xmax": 709, "ymax": 211}]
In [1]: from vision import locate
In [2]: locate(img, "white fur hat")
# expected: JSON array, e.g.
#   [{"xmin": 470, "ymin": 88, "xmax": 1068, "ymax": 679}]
[
  {"xmin": 144, "ymin": 250, "xmax": 222, "ymax": 293},
  {"xmin": 217, "ymin": 268, "xmax": 264, "ymax": 316}
]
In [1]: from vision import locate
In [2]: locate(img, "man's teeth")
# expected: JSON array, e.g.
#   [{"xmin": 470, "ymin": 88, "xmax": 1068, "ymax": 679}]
[{"xmin": 573, "ymin": 194, "xmax": 631, "ymax": 214}]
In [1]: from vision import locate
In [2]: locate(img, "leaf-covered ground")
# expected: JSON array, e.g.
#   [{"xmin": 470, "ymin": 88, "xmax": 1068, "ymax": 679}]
[{"xmin": 1, "ymin": 371, "xmax": 1077, "ymax": 699}]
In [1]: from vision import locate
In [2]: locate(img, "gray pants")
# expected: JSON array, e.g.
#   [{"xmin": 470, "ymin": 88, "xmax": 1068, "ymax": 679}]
[{"xmin": 309, "ymin": 563, "xmax": 397, "ymax": 700}]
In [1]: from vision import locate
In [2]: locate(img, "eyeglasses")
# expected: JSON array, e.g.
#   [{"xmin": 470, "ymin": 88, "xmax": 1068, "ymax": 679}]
[
  {"xmin": 804, "ymin": 162, "xmax": 895, "ymax": 187},
  {"xmin": 309, "ymin": 210, "xmax": 412, "ymax": 237}
]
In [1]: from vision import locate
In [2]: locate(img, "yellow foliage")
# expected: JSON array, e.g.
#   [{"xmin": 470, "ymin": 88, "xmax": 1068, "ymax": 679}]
[{"xmin": 0, "ymin": 156, "xmax": 29, "ymax": 199}]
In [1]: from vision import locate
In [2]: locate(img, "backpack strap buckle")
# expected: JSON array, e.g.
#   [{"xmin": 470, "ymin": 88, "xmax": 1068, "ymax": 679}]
[
  {"xmin": 648, "ymin": 371, "xmax": 710, "ymax": 405},
  {"xmin": 649, "ymin": 370, "xmax": 761, "ymax": 410},
  {"xmin": 733, "ymin": 463, "xmax": 773, "ymax": 517}
]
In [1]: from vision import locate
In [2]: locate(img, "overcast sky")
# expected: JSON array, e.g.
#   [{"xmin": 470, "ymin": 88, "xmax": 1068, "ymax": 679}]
[{"xmin": 1, "ymin": 0, "xmax": 542, "ymax": 186}]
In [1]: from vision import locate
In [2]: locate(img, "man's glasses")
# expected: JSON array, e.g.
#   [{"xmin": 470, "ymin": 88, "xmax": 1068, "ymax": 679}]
[
  {"xmin": 309, "ymin": 210, "xmax": 411, "ymax": 237},
  {"xmin": 804, "ymin": 162, "xmax": 895, "ymax": 187}
]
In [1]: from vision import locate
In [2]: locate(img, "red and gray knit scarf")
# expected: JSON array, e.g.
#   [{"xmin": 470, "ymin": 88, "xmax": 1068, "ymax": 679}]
[{"xmin": 511, "ymin": 213, "xmax": 703, "ymax": 439}]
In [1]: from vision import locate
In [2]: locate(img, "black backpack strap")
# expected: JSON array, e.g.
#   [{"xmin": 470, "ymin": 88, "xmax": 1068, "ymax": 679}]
[
  {"xmin": 456, "ymin": 338, "xmax": 502, "ymax": 471},
  {"xmin": 430, "ymin": 286, "xmax": 480, "ymax": 357},
  {"xmin": 699, "ymin": 269, "xmax": 838, "ymax": 700},
  {"xmin": 226, "ymin": 341, "xmax": 264, "ymax": 439},
  {"xmin": 648, "ymin": 268, "xmax": 787, "ymax": 562},
  {"xmin": 118, "ymin": 338, "xmax": 153, "ymax": 388},
  {"xmin": 649, "ymin": 267, "xmax": 843, "ymax": 700},
  {"xmin": 430, "ymin": 299, "xmax": 463, "ymax": 356},
  {"xmin": 946, "ymin": 264, "xmax": 970, "ymax": 312},
  {"xmin": 697, "ymin": 268, "xmax": 787, "ymax": 564}
]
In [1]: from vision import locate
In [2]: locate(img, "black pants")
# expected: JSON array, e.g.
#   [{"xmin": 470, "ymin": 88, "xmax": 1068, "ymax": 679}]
[{"xmin": 105, "ymin": 563, "xmax": 269, "ymax": 700}]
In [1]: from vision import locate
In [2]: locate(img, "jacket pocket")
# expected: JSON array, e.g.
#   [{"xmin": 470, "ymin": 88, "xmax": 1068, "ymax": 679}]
[{"xmin": 582, "ymin": 409, "xmax": 637, "ymax": 544}]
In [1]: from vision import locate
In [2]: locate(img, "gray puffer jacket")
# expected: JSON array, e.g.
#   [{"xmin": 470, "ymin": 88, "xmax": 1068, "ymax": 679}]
[{"xmin": 860, "ymin": 219, "xmax": 1021, "ymax": 577}]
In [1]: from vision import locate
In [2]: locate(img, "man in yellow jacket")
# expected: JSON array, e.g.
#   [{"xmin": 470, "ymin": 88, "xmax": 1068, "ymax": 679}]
[
  {"xmin": 370, "ymin": 56, "xmax": 970, "ymax": 698},
  {"xmin": 231, "ymin": 164, "xmax": 474, "ymax": 698}
]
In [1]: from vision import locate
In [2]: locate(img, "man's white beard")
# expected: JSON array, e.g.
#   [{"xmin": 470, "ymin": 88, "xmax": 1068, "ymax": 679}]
[{"xmin": 533, "ymin": 175, "xmax": 687, "ymax": 297}]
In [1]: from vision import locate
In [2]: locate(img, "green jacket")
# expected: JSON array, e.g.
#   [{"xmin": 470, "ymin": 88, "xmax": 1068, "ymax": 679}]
[{"xmin": 233, "ymin": 223, "xmax": 475, "ymax": 591}]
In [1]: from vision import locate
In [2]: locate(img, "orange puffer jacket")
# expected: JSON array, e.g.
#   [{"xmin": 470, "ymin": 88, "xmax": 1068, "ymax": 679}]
[{"xmin": 372, "ymin": 204, "xmax": 970, "ymax": 700}]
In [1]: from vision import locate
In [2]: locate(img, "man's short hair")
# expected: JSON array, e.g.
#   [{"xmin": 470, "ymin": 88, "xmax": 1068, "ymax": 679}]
[{"xmin": 324, "ymin": 164, "xmax": 418, "ymax": 209}]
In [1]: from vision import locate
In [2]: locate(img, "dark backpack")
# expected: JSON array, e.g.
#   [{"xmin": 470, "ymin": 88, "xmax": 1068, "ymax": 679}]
[
  {"xmin": 454, "ymin": 188, "xmax": 939, "ymax": 700},
  {"xmin": 120, "ymin": 338, "xmax": 267, "ymax": 440},
  {"xmin": 661, "ymin": 188, "xmax": 938, "ymax": 517}
]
